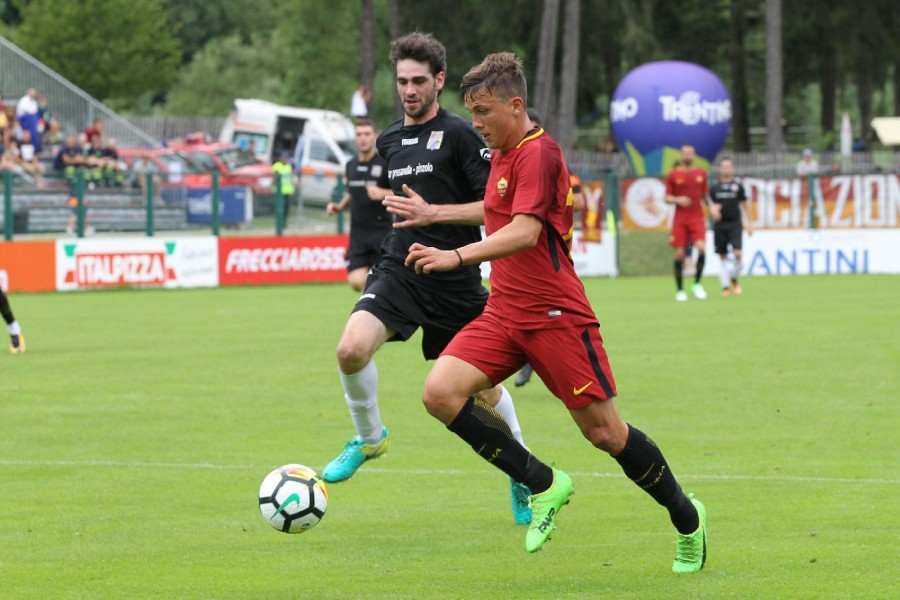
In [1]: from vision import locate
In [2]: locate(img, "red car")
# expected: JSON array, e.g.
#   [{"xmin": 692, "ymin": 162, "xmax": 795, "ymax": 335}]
[
  {"xmin": 117, "ymin": 147, "xmax": 212, "ymax": 188},
  {"xmin": 166, "ymin": 135, "xmax": 273, "ymax": 193}
]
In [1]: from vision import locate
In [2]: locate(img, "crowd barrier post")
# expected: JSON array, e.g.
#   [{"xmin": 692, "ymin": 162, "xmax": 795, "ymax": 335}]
[
  {"xmin": 145, "ymin": 173, "xmax": 155, "ymax": 237},
  {"xmin": 75, "ymin": 169, "xmax": 86, "ymax": 238},
  {"xmin": 2, "ymin": 170, "xmax": 12, "ymax": 240},
  {"xmin": 332, "ymin": 177, "xmax": 345, "ymax": 234},
  {"xmin": 807, "ymin": 173, "xmax": 817, "ymax": 229},
  {"xmin": 211, "ymin": 172, "xmax": 220, "ymax": 236},
  {"xmin": 274, "ymin": 176, "xmax": 285, "ymax": 236}
]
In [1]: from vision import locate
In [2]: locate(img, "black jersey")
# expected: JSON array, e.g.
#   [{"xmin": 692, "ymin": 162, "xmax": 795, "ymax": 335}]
[
  {"xmin": 708, "ymin": 180, "xmax": 747, "ymax": 222},
  {"xmin": 346, "ymin": 154, "xmax": 392, "ymax": 244},
  {"xmin": 375, "ymin": 108, "xmax": 490, "ymax": 289}
]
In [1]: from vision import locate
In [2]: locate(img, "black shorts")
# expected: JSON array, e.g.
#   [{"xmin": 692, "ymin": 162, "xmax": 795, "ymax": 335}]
[
  {"xmin": 346, "ymin": 231, "xmax": 390, "ymax": 272},
  {"xmin": 352, "ymin": 263, "xmax": 489, "ymax": 360},
  {"xmin": 714, "ymin": 220, "xmax": 743, "ymax": 255}
]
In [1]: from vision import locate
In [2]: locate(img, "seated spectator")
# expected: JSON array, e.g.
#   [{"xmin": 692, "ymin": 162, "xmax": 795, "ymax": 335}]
[
  {"xmin": 796, "ymin": 148, "xmax": 819, "ymax": 176},
  {"xmin": 43, "ymin": 119, "xmax": 64, "ymax": 156},
  {"xmin": 2, "ymin": 105, "xmax": 19, "ymax": 147},
  {"xmin": 55, "ymin": 135, "xmax": 85, "ymax": 182},
  {"xmin": 84, "ymin": 118, "xmax": 103, "ymax": 148},
  {"xmin": 101, "ymin": 138, "xmax": 126, "ymax": 187},
  {"xmin": 0, "ymin": 100, "xmax": 7, "ymax": 144},
  {"xmin": 17, "ymin": 129, "xmax": 45, "ymax": 186}
]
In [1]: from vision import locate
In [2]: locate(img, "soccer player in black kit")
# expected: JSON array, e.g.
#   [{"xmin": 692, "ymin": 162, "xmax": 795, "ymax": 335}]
[
  {"xmin": 327, "ymin": 119, "xmax": 393, "ymax": 292},
  {"xmin": 708, "ymin": 157, "xmax": 752, "ymax": 296},
  {"xmin": 1, "ymin": 289, "xmax": 25, "ymax": 353},
  {"xmin": 321, "ymin": 32, "xmax": 533, "ymax": 526}
]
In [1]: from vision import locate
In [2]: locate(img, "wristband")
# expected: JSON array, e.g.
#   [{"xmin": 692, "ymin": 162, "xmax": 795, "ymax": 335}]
[{"xmin": 453, "ymin": 249, "xmax": 463, "ymax": 267}]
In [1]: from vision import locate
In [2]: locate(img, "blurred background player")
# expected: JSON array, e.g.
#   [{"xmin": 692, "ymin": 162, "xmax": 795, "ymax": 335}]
[
  {"xmin": 321, "ymin": 32, "xmax": 532, "ymax": 525},
  {"xmin": 327, "ymin": 119, "xmax": 393, "ymax": 291},
  {"xmin": 665, "ymin": 144, "xmax": 708, "ymax": 301},
  {"xmin": 708, "ymin": 157, "xmax": 752, "ymax": 296},
  {"xmin": 1, "ymin": 289, "xmax": 25, "ymax": 353}
]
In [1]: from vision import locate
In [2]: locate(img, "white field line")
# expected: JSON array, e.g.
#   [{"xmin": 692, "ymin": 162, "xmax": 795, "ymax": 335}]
[{"xmin": 0, "ymin": 460, "xmax": 895, "ymax": 485}]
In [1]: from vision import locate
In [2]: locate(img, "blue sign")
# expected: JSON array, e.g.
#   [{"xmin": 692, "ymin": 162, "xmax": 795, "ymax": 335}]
[
  {"xmin": 185, "ymin": 186, "xmax": 250, "ymax": 224},
  {"xmin": 610, "ymin": 61, "xmax": 731, "ymax": 176}
]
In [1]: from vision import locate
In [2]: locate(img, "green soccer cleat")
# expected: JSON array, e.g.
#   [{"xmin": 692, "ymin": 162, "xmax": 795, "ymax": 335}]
[
  {"xmin": 525, "ymin": 469, "xmax": 574, "ymax": 552},
  {"xmin": 672, "ymin": 494, "xmax": 707, "ymax": 573},
  {"xmin": 510, "ymin": 478, "xmax": 532, "ymax": 525},
  {"xmin": 321, "ymin": 427, "xmax": 390, "ymax": 483},
  {"xmin": 692, "ymin": 282, "xmax": 708, "ymax": 300}
]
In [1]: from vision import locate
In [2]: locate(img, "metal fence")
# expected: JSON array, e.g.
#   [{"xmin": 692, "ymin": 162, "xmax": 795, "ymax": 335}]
[
  {"xmin": 567, "ymin": 149, "xmax": 898, "ymax": 181},
  {"xmin": 123, "ymin": 116, "xmax": 227, "ymax": 146},
  {"xmin": 0, "ymin": 35, "xmax": 156, "ymax": 148}
]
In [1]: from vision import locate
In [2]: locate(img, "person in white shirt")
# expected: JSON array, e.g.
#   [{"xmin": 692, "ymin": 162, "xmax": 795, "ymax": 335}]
[
  {"xmin": 796, "ymin": 148, "xmax": 819, "ymax": 176},
  {"xmin": 350, "ymin": 83, "xmax": 371, "ymax": 119}
]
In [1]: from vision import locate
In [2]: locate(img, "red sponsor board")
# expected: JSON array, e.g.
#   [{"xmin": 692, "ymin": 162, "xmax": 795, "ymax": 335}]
[
  {"xmin": 219, "ymin": 235, "xmax": 349, "ymax": 285},
  {"xmin": 0, "ymin": 240, "xmax": 56, "ymax": 292},
  {"xmin": 69, "ymin": 252, "xmax": 173, "ymax": 287},
  {"xmin": 618, "ymin": 173, "xmax": 900, "ymax": 231}
]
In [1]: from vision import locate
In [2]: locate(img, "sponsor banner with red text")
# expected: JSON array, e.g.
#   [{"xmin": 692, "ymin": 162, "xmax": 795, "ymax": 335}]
[
  {"xmin": 55, "ymin": 237, "xmax": 218, "ymax": 291},
  {"xmin": 218, "ymin": 235, "xmax": 348, "ymax": 285},
  {"xmin": 0, "ymin": 240, "xmax": 56, "ymax": 292},
  {"xmin": 619, "ymin": 174, "xmax": 900, "ymax": 231}
]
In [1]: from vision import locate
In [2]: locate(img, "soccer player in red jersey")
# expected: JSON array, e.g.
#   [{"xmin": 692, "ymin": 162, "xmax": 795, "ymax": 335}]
[
  {"xmin": 665, "ymin": 144, "xmax": 709, "ymax": 301},
  {"xmin": 405, "ymin": 52, "xmax": 707, "ymax": 571}
]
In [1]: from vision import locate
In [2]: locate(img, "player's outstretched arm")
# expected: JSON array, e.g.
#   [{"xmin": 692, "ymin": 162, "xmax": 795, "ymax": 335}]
[
  {"xmin": 383, "ymin": 184, "xmax": 485, "ymax": 228},
  {"xmin": 406, "ymin": 214, "xmax": 542, "ymax": 274}
]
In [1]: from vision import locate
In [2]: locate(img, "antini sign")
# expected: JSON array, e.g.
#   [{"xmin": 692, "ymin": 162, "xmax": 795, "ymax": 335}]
[{"xmin": 611, "ymin": 61, "xmax": 731, "ymax": 176}]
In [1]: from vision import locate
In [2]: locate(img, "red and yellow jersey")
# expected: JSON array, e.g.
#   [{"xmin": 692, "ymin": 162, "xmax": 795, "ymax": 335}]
[
  {"xmin": 665, "ymin": 165, "xmax": 708, "ymax": 220},
  {"xmin": 482, "ymin": 128, "xmax": 597, "ymax": 329}
]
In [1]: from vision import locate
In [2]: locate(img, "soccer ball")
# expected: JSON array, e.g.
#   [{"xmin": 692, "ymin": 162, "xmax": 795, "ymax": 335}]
[{"xmin": 258, "ymin": 464, "xmax": 328, "ymax": 533}]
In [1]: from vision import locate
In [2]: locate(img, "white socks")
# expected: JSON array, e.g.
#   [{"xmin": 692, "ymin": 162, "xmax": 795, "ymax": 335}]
[
  {"xmin": 339, "ymin": 360, "xmax": 383, "ymax": 444},
  {"xmin": 492, "ymin": 384, "xmax": 525, "ymax": 445},
  {"xmin": 8, "ymin": 321, "xmax": 21, "ymax": 336},
  {"xmin": 719, "ymin": 261, "xmax": 731, "ymax": 289}
]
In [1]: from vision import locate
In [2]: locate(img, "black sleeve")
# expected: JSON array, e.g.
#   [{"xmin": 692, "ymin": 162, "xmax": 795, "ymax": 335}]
[
  {"xmin": 453, "ymin": 123, "xmax": 491, "ymax": 201},
  {"xmin": 737, "ymin": 182, "xmax": 747, "ymax": 202}
]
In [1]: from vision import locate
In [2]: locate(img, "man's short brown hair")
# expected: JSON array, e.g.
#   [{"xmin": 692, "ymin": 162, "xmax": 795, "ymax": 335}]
[
  {"xmin": 460, "ymin": 52, "xmax": 527, "ymax": 104},
  {"xmin": 389, "ymin": 32, "xmax": 447, "ymax": 77}
]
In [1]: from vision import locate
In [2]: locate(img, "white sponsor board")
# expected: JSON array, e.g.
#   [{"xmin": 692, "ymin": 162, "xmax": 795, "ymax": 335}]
[
  {"xmin": 480, "ymin": 230, "xmax": 618, "ymax": 279},
  {"xmin": 56, "ymin": 237, "xmax": 219, "ymax": 291},
  {"xmin": 704, "ymin": 228, "xmax": 900, "ymax": 276}
]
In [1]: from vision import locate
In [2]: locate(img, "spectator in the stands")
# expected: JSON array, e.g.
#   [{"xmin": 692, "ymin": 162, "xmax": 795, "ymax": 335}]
[
  {"xmin": 102, "ymin": 138, "xmax": 126, "ymax": 187},
  {"xmin": 84, "ymin": 118, "xmax": 103, "ymax": 148},
  {"xmin": 16, "ymin": 88, "xmax": 41, "ymax": 153},
  {"xmin": 55, "ymin": 134, "xmax": 85, "ymax": 181},
  {"xmin": 17, "ymin": 129, "xmax": 44, "ymax": 186}
]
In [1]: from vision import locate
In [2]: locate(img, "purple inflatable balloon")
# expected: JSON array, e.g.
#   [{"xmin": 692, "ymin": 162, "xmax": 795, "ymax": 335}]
[{"xmin": 610, "ymin": 61, "xmax": 731, "ymax": 176}]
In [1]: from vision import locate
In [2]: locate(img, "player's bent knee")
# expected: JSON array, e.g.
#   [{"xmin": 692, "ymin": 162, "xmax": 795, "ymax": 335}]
[
  {"xmin": 335, "ymin": 337, "xmax": 372, "ymax": 374},
  {"xmin": 421, "ymin": 376, "xmax": 466, "ymax": 424},
  {"xmin": 580, "ymin": 424, "xmax": 624, "ymax": 455}
]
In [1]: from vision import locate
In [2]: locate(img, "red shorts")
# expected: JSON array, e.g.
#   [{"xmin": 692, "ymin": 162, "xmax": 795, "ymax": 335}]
[
  {"xmin": 670, "ymin": 217, "xmax": 706, "ymax": 247},
  {"xmin": 442, "ymin": 310, "xmax": 617, "ymax": 410}
]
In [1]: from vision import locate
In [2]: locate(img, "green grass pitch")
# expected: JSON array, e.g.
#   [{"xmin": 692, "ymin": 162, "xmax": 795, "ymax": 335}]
[{"xmin": 1, "ymin": 275, "xmax": 897, "ymax": 599}]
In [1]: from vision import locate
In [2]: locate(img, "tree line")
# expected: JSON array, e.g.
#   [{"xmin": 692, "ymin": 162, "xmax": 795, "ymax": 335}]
[{"xmin": 1, "ymin": 0, "xmax": 897, "ymax": 153}]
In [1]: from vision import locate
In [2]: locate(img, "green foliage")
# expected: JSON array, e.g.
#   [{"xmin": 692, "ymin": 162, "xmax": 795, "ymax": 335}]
[
  {"xmin": 1, "ymin": 276, "xmax": 897, "ymax": 598},
  {"xmin": 164, "ymin": 34, "xmax": 285, "ymax": 116},
  {"xmin": 13, "ymin": 0, "xmax": 181, "ymax": 103},
  {"xmin": 165, "ymin": 0, "xmax": 278, "ymax": 65},
  {"xmin": 278, "ymin": 0, "xmax": 361, "ymax": 110}
]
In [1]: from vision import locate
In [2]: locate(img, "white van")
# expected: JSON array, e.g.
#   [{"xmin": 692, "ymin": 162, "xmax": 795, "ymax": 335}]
[{"xmin": 220, "ymin": 98, "xmax": 356, "ymax": 205}]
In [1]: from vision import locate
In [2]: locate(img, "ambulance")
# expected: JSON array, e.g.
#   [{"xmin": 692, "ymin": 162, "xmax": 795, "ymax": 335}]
[{"xmin": 219, "ymin": 98, "xmax": 356, "ymax": 205}]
